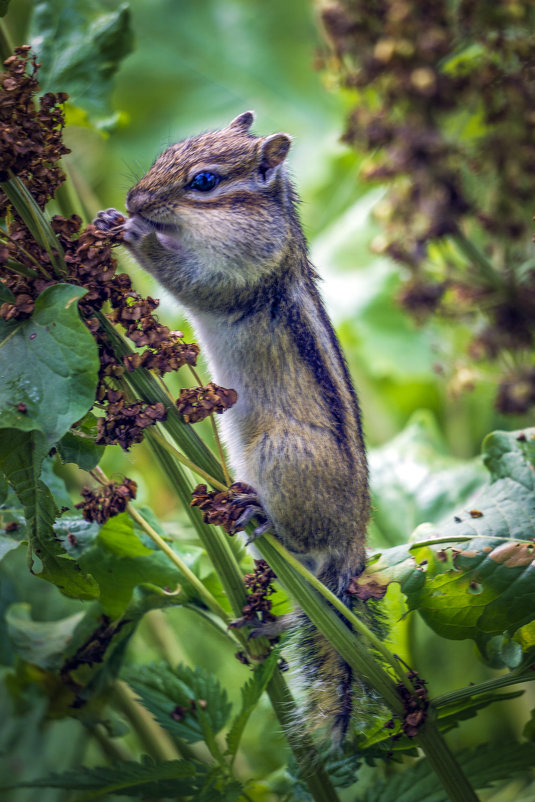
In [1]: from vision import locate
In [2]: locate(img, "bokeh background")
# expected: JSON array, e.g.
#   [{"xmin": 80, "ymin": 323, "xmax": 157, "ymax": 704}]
[{"xmin": 2, "ymin": 1, "xmax": 534, "ymax": 800}]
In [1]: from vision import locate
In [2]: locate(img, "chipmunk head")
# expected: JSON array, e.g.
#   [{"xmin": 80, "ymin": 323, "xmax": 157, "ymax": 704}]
[{"xmin": 125, "ymin": 112, "xmax": 297, "ymax": 310}]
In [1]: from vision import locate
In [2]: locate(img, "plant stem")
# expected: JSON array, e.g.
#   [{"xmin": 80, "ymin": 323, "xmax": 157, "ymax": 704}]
[
  {"xmin": 126, "ymin": 501, "xmax": 234, "ymax": 627},
  {"xmin": 149, "ymin": 426, "xmax": 228, "ymax": 491},
  {"xmin": 111, "ymin": 680, "xmax": 193, "ymax": 762},
  {"xmin": 266, "ymin": 669, "xmax": 342, "ymax": 802},
  {"xmin": 433, "ymin": 669, "xmax": 535, "ymax": 708},
  {"xmin": 262, "ymin": 532, "xmax": 409, "ymax": 684},
  {"xmin": 417, "ymin": 715, "xmax": 480, "ymax": 802},
  {"xmin": 88, "ymin": 723, "xmax": 133, "ymax": 763},
  {"xmin": 146, "ymin": 434, "xmax": 248, "ymax": 613},
  {"xmin": 452, "ymin": 229, "xmax": 501, "ymax": 289},
  {"xmin": 0, "ymin": 18, "xmax": 13, "ymax": 61},
  {"xmin": 188, "ymin": 363, "xmax": 232, "ymax": 486}
]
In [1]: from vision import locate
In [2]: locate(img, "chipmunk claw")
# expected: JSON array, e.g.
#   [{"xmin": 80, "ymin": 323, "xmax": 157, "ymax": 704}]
[
  {"xmin": 93, "ymin": 208, "xmax": 126, "ymax": 234},
  {"xmin": 233, "ymin": 492, "xmax": 272, "ymax": 540}
]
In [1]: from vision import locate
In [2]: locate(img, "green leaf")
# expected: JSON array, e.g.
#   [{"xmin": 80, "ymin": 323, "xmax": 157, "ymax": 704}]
[
  {"xmin": 124, "ymin": 662, "xmax": 232, "ymax": 745},
  {"xmin": 226, "ymin": 651, "xmax": 278, "ymax": 758},
  {"xmin": 5, "ymin": 755, "xmax": 208, "ymax": 799},
  {"xmin": 5, "ymin": 602, "xmax": 84, "ymax": 671},
  {"xmin": 29, "ymin": 0, "xmax": 134, "ymax": 127},
  {"xmin": 0, "ymin": 284, "xmax": 99, "ymax": 446},
  {"xmin": 0, "ymin": 429, "xmax": 98, "ymax": 598},
  {"xmin": 0, "ymin": 282, "xmax": 15, "ymax": 303},
  {"xmin": 57, "ymin": 411, "xmax": 105, "ymax": 471},
  {"xmin": 362, "ymin": 427, "xmax": 535, "ymax": 648},
  {"xmin": 0, "ymin": 284, "xmax": 99, "ymax": 597},
  {"xmin": 59, "ymin": 511, "xmax": 186, "ymax": 617},
  {"xmin": 369, "ymin": 410, "xmax": 486, "ymax": 545},
  {"xmin": 0, "ymin": 0, "xmax": 11, "ymax": 17},
  {"xmin": 1, "ymin": 175, "xmax": 67, "ymax": 274},
  {"xmin": 359, "ymin": 742, "xmax": 535, "ymax": 802}
]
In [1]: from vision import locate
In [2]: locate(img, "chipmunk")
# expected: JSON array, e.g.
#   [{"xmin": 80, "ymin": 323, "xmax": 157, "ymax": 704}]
[{"xmin": 95, "ymin": 111, "xmax": 370, "ymax": 744}]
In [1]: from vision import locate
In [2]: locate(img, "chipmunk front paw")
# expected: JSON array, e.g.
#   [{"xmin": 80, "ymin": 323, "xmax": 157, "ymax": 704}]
[
  {"xmin": 93, "ymin": 208, "xmax": 126, "ymax": 235},
  {"xmin": 122, "ymin": 214, "xmax": 156, "ymax": 247},
  {"xmin": 234, "ymin": 492, "xmax": 273, "ymax": 542}
]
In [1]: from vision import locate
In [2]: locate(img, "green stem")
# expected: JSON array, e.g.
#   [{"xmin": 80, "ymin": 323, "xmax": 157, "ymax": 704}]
[
  {"xmin": 452, "ymin": 229, "xmax": 501, "ymax": 289},
  {"xmin": 88, "ymin": 723, "xmax": 133, "ymax": 763},
  {"xmin": 126, "ymin": 501, "xmax": 234, "ymax": 628},
  {"xmin": 417, "ymin": 716, "xmax": 480, "ymax": 802},
  {"xmin": 257, "ymin": 534, "xmax": 405, "ymax": 713},
  {"xmin": 433, "ymin": 669, "xmax": 535, "ymax": 708},
  {"xmin": 263, "ymin": 533, "xmax": 408, "ymax": 684},
  {"xmin": 146, "ymin": 434, "xmax": 248, "ymax": 615},
  {"xmin": 111, "ymin": 680, "xmax": 194, "ymax": 762},
  {"xmin": 266, "ymin": 669, "xmax": 342, "ymax": 802},
  {"xmin": 0, "ymin": 18, "xmax": 13, "ymax": 62},
  {"xmin": 149, "ymin": 426, "xmax": 228, "ymax": 491}
]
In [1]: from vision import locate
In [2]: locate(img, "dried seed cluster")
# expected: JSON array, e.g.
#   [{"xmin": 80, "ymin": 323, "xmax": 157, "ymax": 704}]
[
  {"xmin": 75, "ymin": 478, "xmax": 138, "ymax": 524},
  {"xmin": 176, "ymin": 382, "xmax": 238, "ymax": 424},
  {"xmin": 233, "ymin": 558, "xmax": 277, "ymax": 628},
  {"xmin": 0, "ymin": 46, "xmax": 69, "ymax": 211},
  {"xmin": 320, "ymin": 1, "xmax": 535, "ymax": 413},
  {"xmin": 190, "ymin": 482, "xmax": 252, "ymax": 534},
  {"xmin": 0, "ymin": 50, "xmax": 233, "ymax": 460}
]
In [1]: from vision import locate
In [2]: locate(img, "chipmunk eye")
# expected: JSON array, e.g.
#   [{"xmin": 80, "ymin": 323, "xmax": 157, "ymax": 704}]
[{"xmin": 187, "ymin": 171, "xmax": 220, "ymax": 192}]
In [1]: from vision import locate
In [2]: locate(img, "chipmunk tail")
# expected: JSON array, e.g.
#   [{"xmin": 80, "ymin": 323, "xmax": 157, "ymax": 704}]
[{"xmin": 289, "ymin": 552, "xmax": 385, "ymax": 749}]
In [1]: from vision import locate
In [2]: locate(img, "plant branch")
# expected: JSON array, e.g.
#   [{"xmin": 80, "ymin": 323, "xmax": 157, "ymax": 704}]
[
  {"xmin": 149, "ymin": 426, "xmax": 228, "ymax": 491},
  {"xmin": 433, "ymin": 668, "xmax": 535, "ymax": 708}
]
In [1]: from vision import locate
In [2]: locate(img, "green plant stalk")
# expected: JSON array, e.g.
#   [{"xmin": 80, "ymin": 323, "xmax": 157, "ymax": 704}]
[
  {"xmin": 111, "ymin": 680, "xmax": 192, "ymax": 762},
  {"xmin": 262, "ymin": 532, "xmax": 408, "ymax": 684},
  {"xmin": 2, "ymin": 174, "xmax": 67, "ymax": 275},
  {"xmin": 149, "ymin": 426, "xmax": 228, "ymax": 491},
  {"xmin": 126, "ymin": 501, "xmax": 234, "ymax": 628},
  {"xmin": 257, "ymin": 533, "xmax": 404, "ymax": 714},
  {"xmin": 452, "ymin": 229, "xmax": 501, "ymax": 289},
  {"xmin": 256, "ymin": 534, "xmax": 480, "ymax": 802},
  {"xmin": 146, "ymin": 434, "xmax": 248, "ymax": 615},
  {"xmin": 144, "ymin": 441, "xmax": 341, "ymax": 802},
  {"xmin": 433, "ymin": 668, "xmax": 535, "ymax": 708},
  {"xmin": 417, "ymin": 715, "xmax": 480, "ymax": 802},
  {"xmin": 0, "ymin": 17, "xmax": 13, "ymax": 62}
]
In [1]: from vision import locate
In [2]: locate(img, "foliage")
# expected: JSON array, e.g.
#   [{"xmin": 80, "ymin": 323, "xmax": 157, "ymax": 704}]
[
  {"xmin": 0, "ymin": 1, "xmax": 534, "ymax": 802},
  {"xmin": 320, "ymin": 0, "xmax": 535, "ymax": 415}
]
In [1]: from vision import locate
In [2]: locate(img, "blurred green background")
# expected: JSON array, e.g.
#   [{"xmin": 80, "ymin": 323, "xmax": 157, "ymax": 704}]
[{"xmin": 2, "ymin": 1, "xmax": 534, "ymax": 800}]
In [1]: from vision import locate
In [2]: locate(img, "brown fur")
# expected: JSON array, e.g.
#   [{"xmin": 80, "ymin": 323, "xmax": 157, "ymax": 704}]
[{"xmin": 122, "ymin": 112, "xmax": 370, "ymax": 743}]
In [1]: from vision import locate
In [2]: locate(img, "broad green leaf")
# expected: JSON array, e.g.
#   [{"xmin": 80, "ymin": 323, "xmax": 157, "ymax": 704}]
[
  {"xmin": 29, "ymin": 0, "xmax": 134, "ymax": 127},
  {"xmin": 360, "ymin": 742, "xmax": 535, "ymax": 802},
  {"xmin": 0, "ymin": 282, "xmax": 15, "ymax": 303},
  {"xmin": 0, "ymin": 0, "xmax": 11, "ymax": 17},
  {"xmin": 369, "ymin": 410, "xmax": 486, "ymax": 546},
  {"xmin": 0, "ymin": 284, "xmax": 99, "ymax": 447},
  {"xmin": 5, "ymin": 602, "xmax": 84, "ymax": 671},
  {"xmin": 0, "ymin": 429, "xmax": 98, "ymax": 598},
  {"xmin": 5, "ymin": 755, "xmax": 208, "ymax": 799},
  {"xmin": 0, "ymin": 284, "xmax": 99, "ymax": 596},
  {"xmin": 124, "ymin": 662, "xmax": 232, "ymax": 745},
  {"xmin": 362, "ymin": 427, "xmax": 535, "ymax": 648},
  {"xmin": 59, "ymin": 511, "xmax": 186, "ymax": 617},
  {"xmin": 57, "ymin": 411, "xmax": 105, "ymax": 471},
  {"xmin": 226, "ymin": 651, "xmax": 278, "ymax": 758}
]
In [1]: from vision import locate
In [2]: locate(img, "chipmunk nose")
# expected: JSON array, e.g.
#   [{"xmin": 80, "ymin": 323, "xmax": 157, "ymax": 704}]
[{"xmin": 125, "ymin": 189, "xmax": 151, "ymax": 214}]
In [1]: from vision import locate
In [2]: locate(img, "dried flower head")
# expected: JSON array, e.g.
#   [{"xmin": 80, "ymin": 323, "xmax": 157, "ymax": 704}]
[
  {"xmin": 75, "ymin": 478, "xmax": 138, "ymax": 524},
  {"xmin": 177, "ymin": 382, "xmax": 238, "ymax": 423}
]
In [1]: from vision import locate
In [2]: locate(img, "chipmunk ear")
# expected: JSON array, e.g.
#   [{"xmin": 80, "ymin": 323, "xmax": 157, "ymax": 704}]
[
  {"xmin": 258, "ymin": 133, "xmax": 292, "ymax": 183},
  {"xmin": 228, "ymin": 111, "xmax": 255, "ymax": 132}
]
